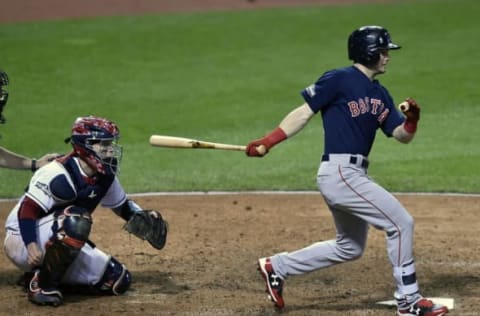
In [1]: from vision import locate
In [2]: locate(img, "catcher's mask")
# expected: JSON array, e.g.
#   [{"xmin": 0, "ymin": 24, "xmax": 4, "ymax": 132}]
[
  {"xmin": 348, "ymin": 25, "xmax": 401, "ymax": 66},
  {"xmin": 0, "ymin": 69, "xmax": 9, "ymax": 124},
  {"xmin": 67, "ymin": 116, "xmax": 122, "ymax": 175}
]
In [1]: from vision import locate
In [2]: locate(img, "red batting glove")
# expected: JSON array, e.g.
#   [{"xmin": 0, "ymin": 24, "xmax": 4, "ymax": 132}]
[
  {"xmin": 246, "ymin": 139, "xmax": 268, "ymax": 157},
  {"xmin": 403, "ymin": 97, "xmax": 420, "ymax": 133},
  {"xmin": 245, "ymin": 127, "xmax": 287, "ymax": 157},
  {"xmin": 405, "ymin": 97, "xmax": 420, "ymax": 121}
]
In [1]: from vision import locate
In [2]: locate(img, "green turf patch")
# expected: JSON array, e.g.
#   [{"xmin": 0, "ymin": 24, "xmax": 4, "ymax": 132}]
[{"xmin": 0, "ymin": 0, "xmax": 478, "ymax": 197}]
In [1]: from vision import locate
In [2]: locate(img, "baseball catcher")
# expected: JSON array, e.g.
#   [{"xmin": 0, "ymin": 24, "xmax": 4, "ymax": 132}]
[{"xmin": 3, "ymin": 115, "xmax": 168, "ymax": 307}]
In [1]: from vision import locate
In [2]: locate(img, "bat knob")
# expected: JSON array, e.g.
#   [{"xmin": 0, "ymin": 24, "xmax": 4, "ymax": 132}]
[
  {"xmin": 256, "ymin": 145, "xmax": 267, "ymax": 156},
  {"xmin": 398, "ymin": 101, "xmax": 410, "ymax": 112}
]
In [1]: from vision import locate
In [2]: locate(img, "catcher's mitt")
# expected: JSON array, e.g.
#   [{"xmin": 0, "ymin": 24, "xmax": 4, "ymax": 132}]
[{"xmin": 124, "ymin": 210, "xmax": 168, "ymax": 250}]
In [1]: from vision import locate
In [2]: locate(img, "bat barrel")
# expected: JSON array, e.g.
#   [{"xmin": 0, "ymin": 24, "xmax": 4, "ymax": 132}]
[{"xmin": 149, "ymin": 135, "xmax": 246, "ymax": 151}]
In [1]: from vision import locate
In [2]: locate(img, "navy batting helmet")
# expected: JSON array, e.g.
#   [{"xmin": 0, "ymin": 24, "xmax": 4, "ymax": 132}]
[{"xmin": 348, "ymin": 26, "xmax": 401, "ymax": 66}]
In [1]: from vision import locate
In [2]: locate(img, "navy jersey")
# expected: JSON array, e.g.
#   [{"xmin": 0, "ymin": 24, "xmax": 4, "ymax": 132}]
[{"xmin": 301, "ymin": 66, "xmax": 404, "ymax": 156}]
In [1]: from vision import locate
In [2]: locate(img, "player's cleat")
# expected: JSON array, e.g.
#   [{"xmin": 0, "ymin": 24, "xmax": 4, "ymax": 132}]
[
  {"xmin": 397, "ymin": 296, "xmax": 449, "ymax": 316},
  {"xmin": 28, "ymin": 270, "xmax": 63, "ymax": 307},
  {"xmin": 16, "ymin": 271, "xmax": 34, "ymax": 291},
  {"xmin": 257, "ymin": 257, "xmax": 285, "ymax": 309}
]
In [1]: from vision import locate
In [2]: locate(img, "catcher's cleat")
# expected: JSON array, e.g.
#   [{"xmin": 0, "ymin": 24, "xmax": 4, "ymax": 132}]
[
  {"xmin": 257, "ymin": 257, "xmax": 285, "ymax": 309},
  {"xmin": 28, "ymin": 270, "xmax": 63, "ymax": 307},
  {"xmin": 16, "ymin": 271, "xmax": 34, "ymax": 291},
  {"xmin": 397, "ymin": 296, "xmax": 449, "ymax": 316}
]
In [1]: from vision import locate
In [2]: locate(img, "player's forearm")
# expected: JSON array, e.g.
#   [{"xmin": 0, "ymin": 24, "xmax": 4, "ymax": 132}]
[
  {"xmin": 257, "ymin": 103, "xmax": 313, "ymax": 150},
  {"xmin": 113, "ymin": 199, "xmax": 143, "ymax": 221},
  {"xmin": 278, "ymin": 103, "xmax": 315, "ymax": 137},
  {"xmin": 245, "ymin": 103, "xmax": 315, "ymax": 157},
  {"xmin": 0, "ymin": 146, "xmax": 34, "ymax": 169},
  {"xmin": 18, "ymin": 197, "xmax": 43, "ymax": 246}
]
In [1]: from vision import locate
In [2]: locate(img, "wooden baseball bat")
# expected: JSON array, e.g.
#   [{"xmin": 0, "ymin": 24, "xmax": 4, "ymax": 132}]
[
  {"xmin": 398, "ymin": 101, "xmax": 409, "ymax": 112},
  {"xmin": 149, "ymin": 135, "xmax": 247, "ymax": 152}
]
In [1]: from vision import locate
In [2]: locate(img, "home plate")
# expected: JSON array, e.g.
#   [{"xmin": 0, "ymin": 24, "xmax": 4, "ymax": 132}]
[{"xmin": 376, "ymin": 297, "xmax": 454, "ymax": 310}]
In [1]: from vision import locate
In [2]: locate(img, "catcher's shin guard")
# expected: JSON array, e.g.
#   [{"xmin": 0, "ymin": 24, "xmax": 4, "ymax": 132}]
[
  {"xmin": 38, "ymin": 206, "xmax": 92, "ymax": 291},
  {"xmin": 94, "ymin": 257, "xmax": 131, "ymax": 295}
]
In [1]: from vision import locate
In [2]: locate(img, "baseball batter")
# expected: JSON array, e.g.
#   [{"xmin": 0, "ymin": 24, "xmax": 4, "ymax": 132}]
[
  {"xmin": 3, "ymin": 116, "xmax": 168, "ymax": 307},
  {"xmin": 246, "ymin": 26, "xmax": 448, "ymax": 316},
  {"xmin": 0, "ymin": 69, "xmax": 58, "ymax": 170}
]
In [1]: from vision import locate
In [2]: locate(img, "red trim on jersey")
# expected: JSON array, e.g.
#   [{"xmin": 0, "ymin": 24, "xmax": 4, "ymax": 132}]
[
  {"xmin": 57, "ymin": 151, "xmax": 75, "ymax": 163},
  {"xmin": 18, "ymin": 196, "xmax": 42, "ymax": 220}
]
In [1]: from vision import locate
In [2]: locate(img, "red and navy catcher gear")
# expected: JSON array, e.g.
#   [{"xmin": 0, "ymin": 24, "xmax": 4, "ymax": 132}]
[
  {"xmin": 36, "ymin": 206, "xmax": 93, "ymax": 298},
  {"xmin": 68, "ymin": 116, "xmax": 122, "ymax": 175},
  {"xmin": 348, "ymin": 25, "xmax": 401, "ymax": 66},
  {"xmin": 93, "ymin": 257, "xmax": 132, "ymax": 295}
]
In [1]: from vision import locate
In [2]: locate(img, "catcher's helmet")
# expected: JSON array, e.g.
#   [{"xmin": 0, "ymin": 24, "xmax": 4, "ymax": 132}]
[
  {"xmin": 68, "ymin": 116, "xmax": 122, "ymax": 175},
  {"xmin": 348, "ymin": 26, "xmax": 401, "ymax": 66},
  {"xmin": 0, "ymin": 69, "xmax": 10, "ymax": 124}
]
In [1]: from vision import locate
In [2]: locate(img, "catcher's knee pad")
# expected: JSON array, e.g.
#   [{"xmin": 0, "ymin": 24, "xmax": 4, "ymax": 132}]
[
  {"xmin": 54, "ymin": 205, "xmax": 92, "ymax": 248},
  {"xmin": 94, "ymin": 257, "xmax": 131, "ymax": 295}
]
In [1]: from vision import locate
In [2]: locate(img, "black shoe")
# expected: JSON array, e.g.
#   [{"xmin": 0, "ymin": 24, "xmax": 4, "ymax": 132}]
[
  {"xmin": 28, "ymin": 270, "xmax": 63, "ymax": 307},
  {"xmin": 16, "ymin": 271, "xmax": 34, "ymax": 290}
]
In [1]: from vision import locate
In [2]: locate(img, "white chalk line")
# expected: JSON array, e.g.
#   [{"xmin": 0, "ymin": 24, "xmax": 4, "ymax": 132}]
[{"xmin": 0, "ymin": 191, "xmax": 478, "ymax": 203}]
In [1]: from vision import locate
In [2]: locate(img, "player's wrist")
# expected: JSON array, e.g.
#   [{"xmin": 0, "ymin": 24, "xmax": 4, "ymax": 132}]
[
  {"xmin": 263, "ymin": 127, "xmax": 288, "ymax": 149},
  {"xmin": 30, "ymin": 159, "xmax": 37, "ymax": 172},
  {"xmin": 403, "ymin": 118, "xmax": 418, "ymax": 133}
]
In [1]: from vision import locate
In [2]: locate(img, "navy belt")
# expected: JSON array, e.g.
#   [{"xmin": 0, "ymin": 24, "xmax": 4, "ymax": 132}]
[{"xmin": 321, "ymin": 154, "xmax": 369, "ymax": 169}]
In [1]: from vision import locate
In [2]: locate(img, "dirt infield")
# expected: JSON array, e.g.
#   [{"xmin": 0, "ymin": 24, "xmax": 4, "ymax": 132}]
[
  {"xmin": 1, "ymin": 1, "xmax": 479, "ymax": 315},
  {"xmin": 0, "ymin": 193, "xmax": 479, "ymax": 315}
]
